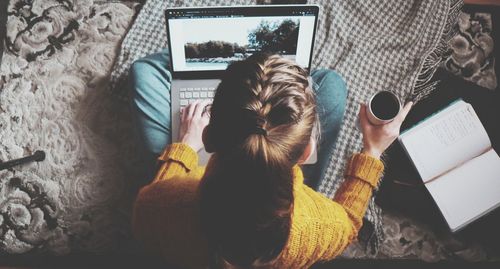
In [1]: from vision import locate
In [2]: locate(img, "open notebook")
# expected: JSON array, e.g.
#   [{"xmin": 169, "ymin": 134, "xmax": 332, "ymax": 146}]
[{"xmin": 398, "ymin": 100, "xmax": 500, "ymax": 232}]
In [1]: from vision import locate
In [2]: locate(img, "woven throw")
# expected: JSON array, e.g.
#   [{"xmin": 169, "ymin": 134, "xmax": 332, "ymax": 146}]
[{"xmin": 108, "ymin": 0, "xmax": 462, "ymax": 254}]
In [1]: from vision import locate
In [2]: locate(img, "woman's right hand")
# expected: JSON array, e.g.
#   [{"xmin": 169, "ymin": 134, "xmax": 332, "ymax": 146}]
[
  {"xmin": 358, "ymin": 102, "xmax": 413, "ymax": 159},
  {"xmin": 179, "ymin": 100, "xmax": 211, "ymax": 152}
]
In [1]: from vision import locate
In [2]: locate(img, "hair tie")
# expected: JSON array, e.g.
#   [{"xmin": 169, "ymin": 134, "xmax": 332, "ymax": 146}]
[
  {"xmin": 253, "ymin": 126, "xmax": 267, "ymax": 136},
  {"xmin": 253, "ymin": 117, "xmax": 267, "ymax": 136},
  {"xmin": 241, "ymin": 109, "xmax": 268, "ymax": 136}
]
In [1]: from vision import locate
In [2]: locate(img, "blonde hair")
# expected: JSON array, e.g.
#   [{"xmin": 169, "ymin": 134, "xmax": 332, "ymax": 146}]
[{"xmin": 200, "ymin": 54, "xmax": 317, "ymax": 268}]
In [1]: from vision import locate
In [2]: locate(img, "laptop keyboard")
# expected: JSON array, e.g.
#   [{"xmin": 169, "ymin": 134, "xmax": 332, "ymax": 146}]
[{"xmin": 179, "ymin": 87, "xmax": 215, "ymax": 111}]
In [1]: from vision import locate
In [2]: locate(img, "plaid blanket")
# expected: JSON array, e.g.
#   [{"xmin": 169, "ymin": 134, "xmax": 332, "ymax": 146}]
[{"xmin": 109, "ymin": 0, "xmax": 462, "ymax": 254}]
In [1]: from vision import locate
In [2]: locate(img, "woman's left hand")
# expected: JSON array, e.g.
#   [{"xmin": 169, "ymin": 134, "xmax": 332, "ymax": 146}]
[{"xmin": 179, "ymin": 100, "xmax": 211, "ymax": 152}]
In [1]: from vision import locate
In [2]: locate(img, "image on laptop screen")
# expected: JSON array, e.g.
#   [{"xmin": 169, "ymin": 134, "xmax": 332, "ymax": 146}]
[{"xmin": 166, "ymin": 6, "xmax": 317, "ymax": 72}]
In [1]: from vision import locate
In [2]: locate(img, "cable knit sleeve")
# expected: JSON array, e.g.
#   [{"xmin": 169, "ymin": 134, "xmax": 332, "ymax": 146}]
[
  {"xmin": 152, "ymin": 143, "xmax": 205, "ymax": 183},
  {"xmin": 281, "ymin": 153, "xmax": 384, "ymax": 268},
  {"xmin": 333, "ymin": 153, "xmax": 384, "ymax": 233},
  {"xmin": 318, "ymin": 153, "xmax": 383, "ymax": 261}
]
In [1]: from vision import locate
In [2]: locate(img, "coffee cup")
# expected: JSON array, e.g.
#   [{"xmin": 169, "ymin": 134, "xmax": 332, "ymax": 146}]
[{"xmin": 366, "ymin": 91, "xmax": 401, "ymax": 125}]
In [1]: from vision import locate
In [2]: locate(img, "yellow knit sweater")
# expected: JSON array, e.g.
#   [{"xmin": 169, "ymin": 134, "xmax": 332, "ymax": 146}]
[{"xmin": 132, "ymin": 143, "xmax": 384, "ymax": 268}]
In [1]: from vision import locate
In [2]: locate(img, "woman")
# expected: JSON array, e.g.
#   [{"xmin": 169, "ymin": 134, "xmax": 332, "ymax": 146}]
[{"xmin": 130, "ymin": 51, "xmax": 412, "ymax": 268}]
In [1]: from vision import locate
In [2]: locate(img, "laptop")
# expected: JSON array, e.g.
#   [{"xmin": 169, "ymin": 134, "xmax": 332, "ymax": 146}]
[{"xmin": 166, "ymin": 5, "xmax": 320, "ymax": 165}]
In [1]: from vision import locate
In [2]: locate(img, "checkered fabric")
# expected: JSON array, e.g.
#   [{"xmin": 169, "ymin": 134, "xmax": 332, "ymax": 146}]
[{"xmin": 108, "ymin": 0, "xmax": 462, "ymax": 253}]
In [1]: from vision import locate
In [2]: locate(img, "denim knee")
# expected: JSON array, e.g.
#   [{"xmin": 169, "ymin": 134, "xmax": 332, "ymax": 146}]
[
  {"xmin": 130, "ymin": 60, "xmax": 153, "ymax": 98},
  {"xmin": 312, "ymin": 69, "xmax": 348, "ymax": 115},
  {"xmin": 312, "ymin": 69, "xmax": 347, "ymax": 98},
  {"xmin": 129, "ymin": 50, "xmax": 172, "ymax": 99}
]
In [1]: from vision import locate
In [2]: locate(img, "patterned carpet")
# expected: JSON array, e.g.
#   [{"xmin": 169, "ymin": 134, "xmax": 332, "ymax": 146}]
[
  {"xmin": 1, "ymin": 0, "xmax": 142, "ymax": 255},
  {"xmin": 0, "ymin": 0, "xmax": 498, "ymax": 262}
]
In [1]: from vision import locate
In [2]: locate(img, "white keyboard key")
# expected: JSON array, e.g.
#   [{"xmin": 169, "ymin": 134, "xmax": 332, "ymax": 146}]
[
  {"xmin": 180, "ymin": 92, "xmax": 185, "ymax": 98},
  {"xmin": 200, "ymin": 92, "xmax": 208, "ymax": 98},
  {"xmin": 180, "ymin": 88, "xmax": 186, "ymax": 92},
  {"xmin": 185, "ymin": 92, "xmax": 192, "ymax": 98},
  {"xmin": 208, "ymin": 91, "xmax": 214, "ymax": 97},
  {"xmin": 180, "ymin": 99, "xmax": 188, "ymax": 106},
  {"xmin": 187, "ymin": 87, "xmax": 193, "ymax": 91},
  {"xmin": 193, "ymin": 92, "xmax": 200, "ymax": 98}
]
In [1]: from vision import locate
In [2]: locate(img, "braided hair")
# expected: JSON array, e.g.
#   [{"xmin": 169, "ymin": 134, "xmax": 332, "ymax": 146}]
[{"xmin": 199, "ymin": 53, "xmax": 318, "ymax": 268}]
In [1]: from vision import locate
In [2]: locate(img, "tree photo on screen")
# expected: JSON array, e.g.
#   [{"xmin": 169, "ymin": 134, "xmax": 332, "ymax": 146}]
[
  {"xmin": 185, "ymin": 41, "xmax": 247, "ymax": 59},
  {"xmin": 184, "ymin": 18, "xmax": 299, "ymax": 67},
  {"xmin": 248, "ymin": 19, "xmax": 299, "ymax": 55}
]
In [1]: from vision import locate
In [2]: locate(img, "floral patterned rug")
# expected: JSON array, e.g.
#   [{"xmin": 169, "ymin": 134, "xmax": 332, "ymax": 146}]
[
  {"xmin": 1, "ymin": 0, "xmax": 142, "ymax": 255},
  {"xmin": 443, "ymin": 11, "xmax": 497, "ymax": 90},
  {"xmin": 0, "ymin": 0, "xmax": 498, "ymax": 262}
]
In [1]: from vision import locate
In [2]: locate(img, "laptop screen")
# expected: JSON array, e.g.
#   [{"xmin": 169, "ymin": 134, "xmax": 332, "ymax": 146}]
[{"xmin": 166, "ymin": 6, "xmax": 318, "ymax": 74}]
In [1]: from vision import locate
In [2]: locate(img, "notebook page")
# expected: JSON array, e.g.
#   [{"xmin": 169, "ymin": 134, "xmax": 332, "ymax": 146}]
[
  {"xmin": 399, "ymin": 101, "xmax": 491, "ymax": 182},
  {"xmin": 425, "ymin": 149, "xmax": 500, "ymax": 231}
]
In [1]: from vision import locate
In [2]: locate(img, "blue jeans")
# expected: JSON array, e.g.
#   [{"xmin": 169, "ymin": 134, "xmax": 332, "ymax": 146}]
[{"xmin": 129, "ymin": 49, "xmax": 347, "ymax": 189}]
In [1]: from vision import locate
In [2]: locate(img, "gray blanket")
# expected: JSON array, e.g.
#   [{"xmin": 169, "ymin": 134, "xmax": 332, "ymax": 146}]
[{"xmin": 109, "ymin": 0, "xmax": 462, "ymax": 253}]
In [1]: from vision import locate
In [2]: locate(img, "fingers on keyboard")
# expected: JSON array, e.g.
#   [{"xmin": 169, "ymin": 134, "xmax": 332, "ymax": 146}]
[{"xmin": 179, "ymin": 87, "xmax": 214, "ymax": 118}]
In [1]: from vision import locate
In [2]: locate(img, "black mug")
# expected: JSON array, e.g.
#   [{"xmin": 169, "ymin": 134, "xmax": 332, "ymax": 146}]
[{"xmin": 366, "ymin": 91, "xmax": 401, "ymax": 125}]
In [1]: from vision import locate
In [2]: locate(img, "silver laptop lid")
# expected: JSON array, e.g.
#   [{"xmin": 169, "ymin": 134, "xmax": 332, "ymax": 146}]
[{"xmin": 165, "ymin": 5, "xmax": 319, "ymax": 79}]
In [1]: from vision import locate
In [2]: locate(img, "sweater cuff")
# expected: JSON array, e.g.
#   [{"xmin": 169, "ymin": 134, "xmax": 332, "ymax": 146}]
[
  {"xmin": 158, "ymin": 143, "xmax": 199, "ymax": 171},
  {"xmin": 345, "ymin": 153, "xmax": 384, "ymax": 188}
]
